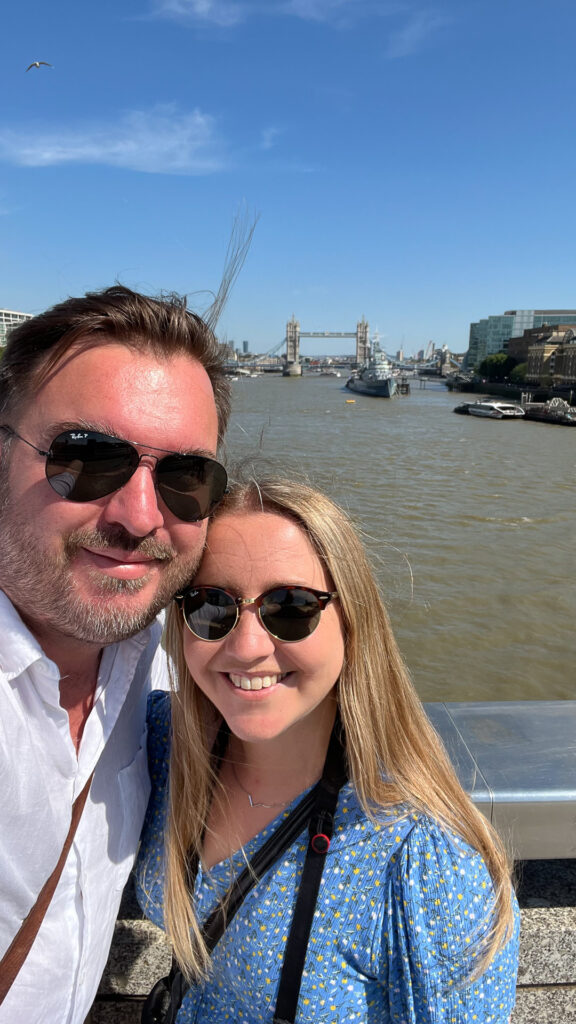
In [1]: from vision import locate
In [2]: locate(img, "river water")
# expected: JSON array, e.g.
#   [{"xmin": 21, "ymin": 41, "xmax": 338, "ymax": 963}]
[{"xmin": 222, "ymin": 374, "xmax": 575, "ymax": 702}]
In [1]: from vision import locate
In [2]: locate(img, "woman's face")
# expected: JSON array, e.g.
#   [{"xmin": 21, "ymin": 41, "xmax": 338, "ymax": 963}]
[{"xmin": 182, "ymin": 510, "xmax": 345, "ymax": 747}]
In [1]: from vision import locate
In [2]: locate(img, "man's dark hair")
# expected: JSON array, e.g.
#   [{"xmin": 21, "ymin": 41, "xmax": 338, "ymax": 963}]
[{"xmin": 0, "ymin": 285, "xmax": 231, "ymax": 441}]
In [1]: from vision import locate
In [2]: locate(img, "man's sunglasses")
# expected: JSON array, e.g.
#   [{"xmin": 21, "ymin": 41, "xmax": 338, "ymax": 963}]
[
  {"xmin": 177, "ymin": 585, "xmax": 339, "ymax": 643},
  {"xmin": 1, "ymin": 426, "xmax": 228, "ymax": 523}
]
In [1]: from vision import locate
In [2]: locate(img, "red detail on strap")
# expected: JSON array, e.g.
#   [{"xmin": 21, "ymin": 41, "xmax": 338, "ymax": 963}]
[{"xmin": 311, "ymin": 833, "xmax": 330, "ymax": 854}]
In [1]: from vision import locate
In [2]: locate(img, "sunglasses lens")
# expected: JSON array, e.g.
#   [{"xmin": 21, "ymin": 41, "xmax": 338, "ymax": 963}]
[
  {"xmin": 157, "ymin": 456, "xmax": 228, "ymax": 523},
  {"xmin": 46, "ymin": 432, "xmax": 137, "ymax": 501},
  {"xmin": 183, "ymin": 587, "xmax": 238, "ymax": 640},
  {"xmin": 261, "ymin": 588, "xmax": 322, "ymax": 642}
]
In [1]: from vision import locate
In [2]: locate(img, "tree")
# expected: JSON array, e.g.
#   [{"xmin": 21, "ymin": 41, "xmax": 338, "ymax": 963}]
[
  {"xmin": 476, "ymin": 353, "xmax": 518, "ymax": 381},
  {"xmin": 509, "ymin": 362, "xmax": 527, "ymax": 383}
]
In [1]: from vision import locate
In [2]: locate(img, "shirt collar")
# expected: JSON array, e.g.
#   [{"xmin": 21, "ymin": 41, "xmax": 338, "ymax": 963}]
[
  {"xmin": 0, "ymin": 588, "xmax": 154, "ymax": 683},
  {"xmin": 0, "ymin": 590, "xmax": 49, "ymax": 679}
]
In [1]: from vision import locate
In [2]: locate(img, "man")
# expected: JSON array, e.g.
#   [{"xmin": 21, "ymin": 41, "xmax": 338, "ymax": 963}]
[{"xmin": 0, "ymin": 286, "xmax": 231, "ymax": 1022}]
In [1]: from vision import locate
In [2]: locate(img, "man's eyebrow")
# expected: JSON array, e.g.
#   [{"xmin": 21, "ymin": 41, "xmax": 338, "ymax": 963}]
[{"xmin": 40, "ymin": 421, "xmax": 218, "ymax": 458}]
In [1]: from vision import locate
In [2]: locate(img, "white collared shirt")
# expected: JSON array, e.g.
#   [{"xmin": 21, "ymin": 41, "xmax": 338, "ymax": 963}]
[{"xmin": 0, "ymin": 591, "xmax": 168, "ymax": 1024}]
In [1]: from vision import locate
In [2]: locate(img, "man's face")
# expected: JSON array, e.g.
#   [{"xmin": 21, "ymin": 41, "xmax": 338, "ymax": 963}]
[{"xmin": 0, "ymin": 340, "xmax": 220, "ymax": 647}]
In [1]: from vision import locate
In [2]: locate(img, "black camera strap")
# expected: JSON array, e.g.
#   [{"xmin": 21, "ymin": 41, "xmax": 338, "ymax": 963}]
[
  {"xmin": 272, "ymin": 729, "xmax": 345, "ymax": 1023},
  {"xmin": 142, "ymin": 717, "xmax": 347, "ymax": 1024}
]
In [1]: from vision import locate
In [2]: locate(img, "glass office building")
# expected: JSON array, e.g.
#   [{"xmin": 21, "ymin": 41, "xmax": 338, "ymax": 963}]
[{"xmin": 467, "ymin": 310, "xmax": 576, "ymax": 367}]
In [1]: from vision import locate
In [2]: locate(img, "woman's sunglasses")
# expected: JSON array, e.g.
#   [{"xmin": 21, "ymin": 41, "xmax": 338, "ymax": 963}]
[
  {"xmin": 1, "ymin": 426, "xmax": 228, "ymax": 523},
  {"xmin": 177, "ymin": 585, "xmax": 339, "ymax": 643}
]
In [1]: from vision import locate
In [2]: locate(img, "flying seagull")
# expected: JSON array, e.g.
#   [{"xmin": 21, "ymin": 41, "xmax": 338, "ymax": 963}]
[{"xmin": 26, "ymin": 61, "xmax": 53, "ymax": 71}]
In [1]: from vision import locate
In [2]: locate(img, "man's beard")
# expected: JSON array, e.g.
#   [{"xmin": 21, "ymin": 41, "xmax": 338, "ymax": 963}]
[{"xmin": 0, "ymin": 498, "xmax": 203, "ymax": 646}]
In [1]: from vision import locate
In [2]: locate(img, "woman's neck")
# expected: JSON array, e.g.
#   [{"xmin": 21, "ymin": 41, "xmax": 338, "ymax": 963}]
[
  {"xmin": 202, "ymin": 700, "xmax": 337, "ymax": 869},
  {"xmin": 227, "ymin": 699, "xmax": 337, "ymax": 799}
]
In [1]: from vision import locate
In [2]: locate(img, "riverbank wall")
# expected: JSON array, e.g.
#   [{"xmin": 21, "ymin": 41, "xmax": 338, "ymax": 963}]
[
  {"xmin": 446, "ymin": 379, "xmax": 576, "ymax": 404},
  {"xmin": 88, "ymin": 859, "xmax": 576, "ymax": 1023}
]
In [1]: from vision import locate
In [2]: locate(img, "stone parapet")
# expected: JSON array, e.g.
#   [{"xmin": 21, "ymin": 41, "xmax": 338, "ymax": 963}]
[{"xmin": 88, "ymin": 860, "xmax": 576, "ymax": 1023}]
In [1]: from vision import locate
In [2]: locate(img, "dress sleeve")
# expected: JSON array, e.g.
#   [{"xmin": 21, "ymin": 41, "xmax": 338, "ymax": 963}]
[
  {"xmin": 382, "ymin": 816, "xmax": 520, "ymax": 1024},
  {"xmin": 134, "ymin": 691, "xmax": 172, "ymax": 928}
]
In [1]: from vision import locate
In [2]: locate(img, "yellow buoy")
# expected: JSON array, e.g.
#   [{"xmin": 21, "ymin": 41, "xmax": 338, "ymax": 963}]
[{"xmin": 345, "ymin": 399, "xmax": 355, "ymax": 403}]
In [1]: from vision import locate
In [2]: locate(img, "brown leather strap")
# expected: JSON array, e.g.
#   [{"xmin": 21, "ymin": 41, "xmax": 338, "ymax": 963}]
[{"xmin": 0, "ymin": 771, "xmax": 94, "ymax": 1004}]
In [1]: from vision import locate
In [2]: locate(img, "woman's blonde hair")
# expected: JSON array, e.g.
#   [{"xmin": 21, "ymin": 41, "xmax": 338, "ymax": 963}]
[{"xmin": 159, "ymin": 476, "xmax": 515, "ymax": 981}]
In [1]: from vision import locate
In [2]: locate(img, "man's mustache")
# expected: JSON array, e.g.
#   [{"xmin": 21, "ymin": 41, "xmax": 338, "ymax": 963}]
[{"xmin": 64, "ymin": 526, "xmax": 176, "ymax": 562}]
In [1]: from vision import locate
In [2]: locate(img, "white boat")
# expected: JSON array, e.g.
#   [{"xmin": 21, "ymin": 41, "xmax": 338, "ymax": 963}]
[
  {"xmin": 345, "ymin": 343, "xmax": 397, "ymax": 398},
  {"xmin": 467, "ymin": 401, "xmax": 525, "ymax": 419}
]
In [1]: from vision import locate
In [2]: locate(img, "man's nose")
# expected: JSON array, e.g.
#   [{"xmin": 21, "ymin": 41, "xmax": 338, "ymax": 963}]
[{"xmin": 100, "ymin": 456, "xmax": 164, "ymax": 537}]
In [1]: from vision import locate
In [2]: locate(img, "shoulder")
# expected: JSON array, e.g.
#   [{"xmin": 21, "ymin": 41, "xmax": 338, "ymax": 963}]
[
  {"xmin": 390, "ymin": 814, "xmax": 496, "ymax": 903},
  {"xmin": 385, "ymin": 814, "xmax": 520, "ymax": 980},
  {"xmin": 387, "ymin": 813, "xmax": 500, "ymax": 935},
  {"xmin": 146, "ymin": 691, "xmax": 172, "ymax": 787},
  {"xmin": 135, "ymin": 692, "xmax": 172, "ymax": 927},
  {"xmin": 147, "ymin": 688, "xmax": 171, "ymax": 725},
  {"xmin": 147, "ymin": 688, "xmax": 171, "ymax": 736},
  {"xmin": 330, "ymin": 784, "xmax": 420, "ymax": 855}
]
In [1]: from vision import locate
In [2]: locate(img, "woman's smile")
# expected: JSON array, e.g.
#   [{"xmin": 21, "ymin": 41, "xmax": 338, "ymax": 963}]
[{"xmin": 227, "ymin": 671, "xmax": 289, "ymax": 691}]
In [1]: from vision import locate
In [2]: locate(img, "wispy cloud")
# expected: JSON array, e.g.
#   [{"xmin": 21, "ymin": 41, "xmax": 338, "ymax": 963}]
[
  {"xmin": 384, "ymin": 10, "xmax": 450, "ymax": 58},
  {"xmin": 278, "ymin": 0, "xmax": 357, "ymax": 23},
  {"xmin": 260, "ymin": 126, "xmax": 281, "ymax": 151},
  {"xmin": 154, "ymin": 0, "xmax": 246, "ymax": 26},
  {"xmin": 150, "ymin": 1, "xmax": 450, "ymax": 57},
  {"xmin": 0, "ymin": 105, "xmax": 226, "ymax": 175},
  {"xmin": 151, "ymin": 0, "xmax": 395, "ymax": 27}
]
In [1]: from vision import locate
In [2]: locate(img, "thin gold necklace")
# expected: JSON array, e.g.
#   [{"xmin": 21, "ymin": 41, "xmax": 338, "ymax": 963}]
[{"xmin": 231, "ymin": 762, "xmax": 294, "ymax": 809}]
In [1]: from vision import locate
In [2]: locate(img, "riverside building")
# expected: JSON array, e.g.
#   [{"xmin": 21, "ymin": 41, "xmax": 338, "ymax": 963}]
[
  {"xmin": 0, "ymin": 308, "xmax": 33, "ymax": 347},
  {"xmin": 467, "ymin": 309, "xmax": 576, "ymax": 367}
]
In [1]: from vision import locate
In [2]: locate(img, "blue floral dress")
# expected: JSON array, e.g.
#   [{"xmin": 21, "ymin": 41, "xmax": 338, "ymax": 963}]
[{"xmin": 136, "ymin": 693, "xmax": 520, "ymax": 1023}]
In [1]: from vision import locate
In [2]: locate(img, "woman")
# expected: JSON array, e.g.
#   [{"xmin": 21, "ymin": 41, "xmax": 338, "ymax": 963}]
[{"xmin": 137, "ymin": 477, "xmax": 520, "ymax": 1023}]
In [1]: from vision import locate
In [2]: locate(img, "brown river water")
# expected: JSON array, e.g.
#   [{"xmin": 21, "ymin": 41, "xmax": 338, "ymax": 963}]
[{"xmin": 222, "ymin": 374, "xmax": 575, "ymax": 702}]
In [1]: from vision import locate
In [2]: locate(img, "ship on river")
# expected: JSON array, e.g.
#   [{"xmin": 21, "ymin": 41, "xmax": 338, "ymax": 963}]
[{"xmin": 345, "ymin": 342, "xmax": 397, "ymax": 397}]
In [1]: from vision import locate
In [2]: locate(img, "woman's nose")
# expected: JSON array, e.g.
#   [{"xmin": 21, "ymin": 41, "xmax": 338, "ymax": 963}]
[{"xmin": 224, "ymin": 604, "xmax": 277, "ymax": 656}]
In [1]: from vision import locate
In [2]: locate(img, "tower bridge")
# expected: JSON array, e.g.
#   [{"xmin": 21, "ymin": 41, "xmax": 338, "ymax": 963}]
[
  {"xmin": 285, "ymin": 316, "xmax": 369, "ymax": 369},
  {"xmin": 225, "ymin": 318, "xmax": 462, "ymax": 376}
]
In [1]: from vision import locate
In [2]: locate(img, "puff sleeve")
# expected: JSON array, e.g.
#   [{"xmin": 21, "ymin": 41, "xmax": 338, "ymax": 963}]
[{"xmin": 382, "ymin": 817, "xmax": 520, "ymax": 1023}]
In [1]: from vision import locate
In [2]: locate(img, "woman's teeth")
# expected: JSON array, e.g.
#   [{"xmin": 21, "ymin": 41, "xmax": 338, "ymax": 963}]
[{"xmin": 229, "ymin": 673, "xmax": 286, "ymax": 691}]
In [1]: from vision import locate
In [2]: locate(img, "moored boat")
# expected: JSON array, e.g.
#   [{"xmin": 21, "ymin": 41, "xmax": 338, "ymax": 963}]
[
  {"xmin": 466, "ymin": 401, "xmax": 525, "ymax": 419},
  {"xmin": 345, "ymin": 343, "xmax": 397, "ymax": 398}
]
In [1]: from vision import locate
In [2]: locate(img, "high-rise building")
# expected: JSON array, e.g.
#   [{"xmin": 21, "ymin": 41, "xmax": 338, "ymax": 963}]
[
  {"xmin": 0, "ymin": 309, "xmax": 33, "ymax": 347},
  {"xmin": 467, "ymin": 310, "xmax": 576, "ymax": 367}
]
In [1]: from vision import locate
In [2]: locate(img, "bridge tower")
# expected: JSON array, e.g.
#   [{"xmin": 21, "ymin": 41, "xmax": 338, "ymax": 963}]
[
  {"xmin": 286, "ymin": 316, "xmax": 300, "ymax": 363},
  {"xmin": 356, "ymin": 317, "xmax": 369, "ymax": 364}
]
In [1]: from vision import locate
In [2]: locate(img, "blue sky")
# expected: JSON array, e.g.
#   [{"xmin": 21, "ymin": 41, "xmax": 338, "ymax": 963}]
[{"xmin": 2, "ymin": 0, "xmax": 576, "ymax": 356}]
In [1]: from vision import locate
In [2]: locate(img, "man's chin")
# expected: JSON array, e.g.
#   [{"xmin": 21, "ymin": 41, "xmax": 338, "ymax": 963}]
[
  {"xmin": 61, "ymin": 594, "xmax": 161, "ymax": 645},
  {"xmin": 64, "ymin": 576, "xmax": 169, "ymax": 644}
]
